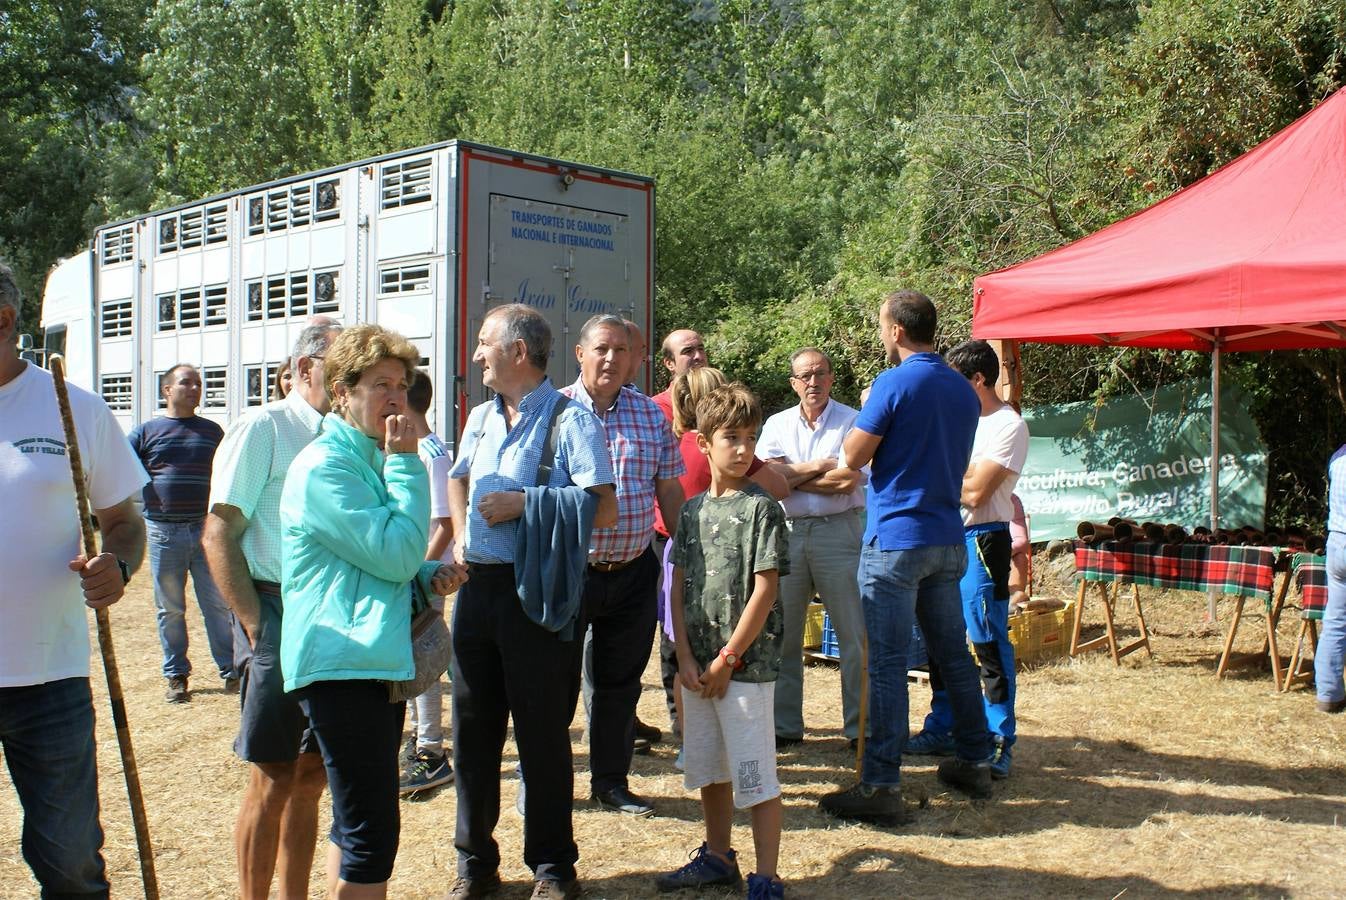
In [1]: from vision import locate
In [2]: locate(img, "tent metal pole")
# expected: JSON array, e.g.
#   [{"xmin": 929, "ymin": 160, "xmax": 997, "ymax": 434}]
[{"xmin": 1208, "ymin": 340, "xmax": 1222, "ymax": 621}]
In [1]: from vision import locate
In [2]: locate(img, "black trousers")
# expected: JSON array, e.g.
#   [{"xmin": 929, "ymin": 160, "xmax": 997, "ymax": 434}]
[
  {"xmin": 582, "ymin": 546, "xmax": 659, "ymax": 793},
  {"xmin": 451, "ymin": 563, "xmax": 583, "ymax": 883}
]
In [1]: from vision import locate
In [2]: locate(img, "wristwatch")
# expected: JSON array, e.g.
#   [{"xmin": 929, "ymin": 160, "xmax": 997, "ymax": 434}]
[
  {"xmin": 719, "ymin": 645, "xmax": 744, "ymax": 671},
  {"xmin": 116, "ymin": 557, "xmax": 131, "ymax": 585}
]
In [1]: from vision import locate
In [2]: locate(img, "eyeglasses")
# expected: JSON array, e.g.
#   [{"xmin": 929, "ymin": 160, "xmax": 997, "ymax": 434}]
[{"xmin": 789, "ymin": 370, "xmax": 830, "ymax": 383}]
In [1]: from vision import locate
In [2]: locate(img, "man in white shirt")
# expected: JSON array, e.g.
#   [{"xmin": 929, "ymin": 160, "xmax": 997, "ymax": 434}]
[
  {"xmin": 758, "ymin": 347, "xmax": 867, "ymax": 748},
  {"xmin": 906, "ymin": 340, "xmax": 1028, "ymax": 780},
  {"xmin": 203, "ymin": 320, "xmax": 340, "ymax": 899},
  {"xmin": 0, "ymin": 261, "xmax": 149, "ymax": 897}
]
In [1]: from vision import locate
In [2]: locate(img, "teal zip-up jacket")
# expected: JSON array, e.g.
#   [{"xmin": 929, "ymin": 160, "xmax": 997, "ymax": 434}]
[{"xmin": 279, "ymin": 412, "xmax": 440, "ymax": 692}]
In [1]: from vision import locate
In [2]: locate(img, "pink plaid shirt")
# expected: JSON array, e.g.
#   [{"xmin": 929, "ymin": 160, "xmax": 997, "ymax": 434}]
[{"xmin": 562, "ymin": 380, "xmax": 683, "ymax": 562}]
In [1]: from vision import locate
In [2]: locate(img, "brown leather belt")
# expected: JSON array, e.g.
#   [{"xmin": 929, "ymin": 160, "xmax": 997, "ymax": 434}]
[{"xmin": 588, "ymin": 558, "xmax": 636, "ymax": 573}]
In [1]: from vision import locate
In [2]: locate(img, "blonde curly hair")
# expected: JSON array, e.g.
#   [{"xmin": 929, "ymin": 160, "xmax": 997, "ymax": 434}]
[{"xmin": 323, "ymin": 324, "xmax": 421, "ymax": 411}]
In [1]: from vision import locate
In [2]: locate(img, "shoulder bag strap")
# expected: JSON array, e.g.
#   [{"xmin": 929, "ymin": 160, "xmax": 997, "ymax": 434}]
[{"xmin": 534, "ymin": 396, "xmax": 571, "ymax": 487}]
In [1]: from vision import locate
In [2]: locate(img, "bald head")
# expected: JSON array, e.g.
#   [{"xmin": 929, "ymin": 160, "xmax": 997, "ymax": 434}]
[
  {"xmin": 623, "ymin": 319, "xmax": 647, "ymax": 384},
  {"xmin": 660, "ymin": 329, "xmax": 708, "ymax": 377}
]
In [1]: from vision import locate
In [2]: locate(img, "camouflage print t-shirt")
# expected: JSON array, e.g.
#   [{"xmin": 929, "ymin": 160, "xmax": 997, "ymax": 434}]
[{"xmin": 672, "ymin": 483, "xmax": 790, "ymax": 683}]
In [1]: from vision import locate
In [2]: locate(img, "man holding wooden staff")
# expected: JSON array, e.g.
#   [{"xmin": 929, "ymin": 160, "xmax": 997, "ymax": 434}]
[{"xmin": 0, "ymin": 260, "xmax": 149, "ymax": 896}]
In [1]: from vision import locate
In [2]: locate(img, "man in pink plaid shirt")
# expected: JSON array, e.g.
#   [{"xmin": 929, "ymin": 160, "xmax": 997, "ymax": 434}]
[{"xmin": 562, "ymin": 314, "xmax": 685, "ymax": 818}]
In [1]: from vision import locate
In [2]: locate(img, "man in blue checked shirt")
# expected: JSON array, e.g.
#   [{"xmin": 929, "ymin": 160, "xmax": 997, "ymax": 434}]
[
  {"xmin": 563, "ymin": 314, "xmax": 684, "ymax": 819},
  {"xmin": 446, "ymin": 304, "xmax": 616, "ymax": 900}
]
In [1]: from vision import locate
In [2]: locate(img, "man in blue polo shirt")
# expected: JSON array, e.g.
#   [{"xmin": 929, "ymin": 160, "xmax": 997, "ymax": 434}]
[{"xmin": 819, "ymin": 289, "xmax": 996, "ymax": 826}]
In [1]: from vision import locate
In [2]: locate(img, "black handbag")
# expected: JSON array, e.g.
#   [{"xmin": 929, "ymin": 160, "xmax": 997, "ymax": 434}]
[{"xmin": 387, "ymin": 580, "xmax": 451, "ymax": 703}]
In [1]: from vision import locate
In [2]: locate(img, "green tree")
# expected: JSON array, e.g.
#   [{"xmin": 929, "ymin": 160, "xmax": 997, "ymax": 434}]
[{"xmin": 0, "ymin": 0, "xmax": 148, "ymax": 321}]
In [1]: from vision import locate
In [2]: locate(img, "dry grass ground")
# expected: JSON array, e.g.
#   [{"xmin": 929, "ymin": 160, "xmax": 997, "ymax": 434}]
[{"xmin": 2, "ymin": 558, "xmax": 1344, "ymax": 898}]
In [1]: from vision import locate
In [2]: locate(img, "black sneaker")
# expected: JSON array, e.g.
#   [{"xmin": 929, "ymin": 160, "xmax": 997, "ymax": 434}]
[
  {"xmin": 746, "ymin": 872, "xmax": 786, "ymax": 899},
  {"xmin": 165, "ymin": 675, "xmax": 190, "ymax": 704},
  {"xmin": 937, "ymin": 756, "xmax": 993, "ymax": 799},
  {"xmin": 223, "ymin": 676, "xmax": 240, "ymax": 695},
  {"xmin": 400, "ymin": 749, "xmax": 453, "ymax": 795},
  {"xmin": 818, "ymin": 782, "xmax": 907, "ymax": 827},
  {"xmin": 654, "ymin": 842, "xmax": 742, "ymax": 892}
]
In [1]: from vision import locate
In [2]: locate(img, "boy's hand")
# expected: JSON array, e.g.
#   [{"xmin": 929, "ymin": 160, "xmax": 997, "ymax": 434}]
[
  {"xmin": 675, "ymin": 648, "xmax": 703, "ymax": 693},
  {"xmin": 699, "ymin": 656, "xmax": 733, "ymax": 699}
]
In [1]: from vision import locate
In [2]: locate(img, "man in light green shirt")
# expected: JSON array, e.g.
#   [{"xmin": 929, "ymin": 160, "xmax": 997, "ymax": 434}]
[{"xmin": 203, "ymin": 320, "xmax": 339, "ymax": 900}]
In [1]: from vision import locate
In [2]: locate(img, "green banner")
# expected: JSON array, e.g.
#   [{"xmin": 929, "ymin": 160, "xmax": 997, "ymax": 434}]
[{"xmin": 1019, "ymin": 380, "xmax": 1267, "ymax": 542}]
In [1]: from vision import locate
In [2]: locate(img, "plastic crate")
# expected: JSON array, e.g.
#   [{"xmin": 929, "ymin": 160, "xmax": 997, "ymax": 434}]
[
  {"xmin": 802, "ymin": 601, "xmax": 825, "ymax": 650},
  {"xmin": 907, "ymin": 623, "xmax": 928, "ymax": 669},
  {"xmin": 1007, "ymin": 600, "xmax": 1074, "ymax": 666},
  {"xmin": 820, "ymin": 611, "xmax": 840, "ymax": 658},
  {"xmin": 818, "ymin": 611, "xmax": 926, "ymax": 668}
]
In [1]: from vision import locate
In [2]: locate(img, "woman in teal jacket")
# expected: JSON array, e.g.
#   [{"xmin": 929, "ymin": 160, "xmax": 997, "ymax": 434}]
[{"xmin": 280, "ymin": 323, "xmax": 464, "ymax": 897}]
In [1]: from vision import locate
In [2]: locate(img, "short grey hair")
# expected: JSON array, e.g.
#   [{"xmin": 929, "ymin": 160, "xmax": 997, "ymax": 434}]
[
  {"xmin": 291, "ymin": 321, "xmax": 342, "ymax": 368},
  {"xmin": 578, "ymin": 313, "xmax": 627, "ymax": 347},
  {"xmin": 487, "ymin": 303, "xmax": 551, "ymax": 371},
  {"xmin": 0, "ymin": 260, "xmax": 21, "ymax": 334},
  {"xmin": 789, "ymin": 346, "xmax": 832, "ymax": 371}
]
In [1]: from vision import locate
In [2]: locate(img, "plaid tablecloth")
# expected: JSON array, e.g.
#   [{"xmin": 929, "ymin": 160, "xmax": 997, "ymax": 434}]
[
  {"xmin": 1292, "ymin": 552, "xmax": 1327, "ymax": 621},
  {"xmin": 1074, "ymin": 541, "xmax": 1277, "ymax": 604}
]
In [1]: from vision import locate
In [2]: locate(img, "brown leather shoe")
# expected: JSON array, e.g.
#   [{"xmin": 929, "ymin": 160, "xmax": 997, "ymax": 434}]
[
  {"xmin": 445, "ymin": 872, "xmax": 501, "ymax": 899},
  {"xmin": 531, "ymin": 878, "xmax": 580, "ymax": 899}
]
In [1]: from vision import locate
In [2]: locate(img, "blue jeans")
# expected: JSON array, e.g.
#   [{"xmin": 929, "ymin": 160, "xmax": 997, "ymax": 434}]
[
  {"xmin": 860, "ymin": 542, "xmax": 993, "ymax": 786},
  {"xmin": 148, "ymin": 519, "xmax": 235, "ymax": 679},
  {"xmin": 0, "ymin": 677, "xmax": 108, "ymax": 897},
  {"xmin": 1315, "ymin": 530, "xmax": 1346, "ymax": 704},
  {"xmin": 922, "ymin": 524, "xmax": 1016, "ymax": 745}
]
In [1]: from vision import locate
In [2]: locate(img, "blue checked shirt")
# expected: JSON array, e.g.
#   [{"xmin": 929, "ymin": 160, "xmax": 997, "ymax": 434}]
[
  {"xmin": 449, "ymin": 378, "xmax": 615, "ymax": 564},
  {"xmin": 1329, "ymin": 444, "xmax": 1346, "ymax": 534},
  {"xmin": 561, "ymin": 380, "xmax": 683, "ymax": 563}
]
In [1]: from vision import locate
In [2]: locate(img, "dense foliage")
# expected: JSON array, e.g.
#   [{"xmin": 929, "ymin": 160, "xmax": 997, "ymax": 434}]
[{"xmin": 3, "ymin": 0, "xmax": 1344, "ymax": 521}]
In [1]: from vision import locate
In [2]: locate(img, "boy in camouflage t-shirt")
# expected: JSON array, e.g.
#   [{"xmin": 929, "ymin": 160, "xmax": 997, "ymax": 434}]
[{"xmin": 658, "ymin": 384, "xmax": 789, "ymax": 900}]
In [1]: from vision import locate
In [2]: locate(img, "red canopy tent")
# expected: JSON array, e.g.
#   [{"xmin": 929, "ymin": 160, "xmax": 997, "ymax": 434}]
[
  {"xmin": 972, "ymin": 87, "xmax": 1346, "ymax": 616},
  {"xmin": 972, "ymin": 86, "xmax": 1346, "ymax": 353}
]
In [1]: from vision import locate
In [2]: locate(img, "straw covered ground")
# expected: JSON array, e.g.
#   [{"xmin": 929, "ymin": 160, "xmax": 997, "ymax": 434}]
[{"xmin": 2, "ymin": 554, "xmax": 1344, "ymax": 898}]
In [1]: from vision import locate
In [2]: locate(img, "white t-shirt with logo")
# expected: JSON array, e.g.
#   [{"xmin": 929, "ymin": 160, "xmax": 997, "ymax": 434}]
[
  {"xmin": 0, "ymin": 363, "xmax": 149, "ymax": 687},
  {"xmin": 962, "ymin": 404, "xmax": 1028, "ymax": 527}
]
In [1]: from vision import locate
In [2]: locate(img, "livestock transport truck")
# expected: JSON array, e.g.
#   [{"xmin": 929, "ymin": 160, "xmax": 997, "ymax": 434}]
[{"xmin": 40, "ymin": 142, "xmax": 655, "ymax": 448}]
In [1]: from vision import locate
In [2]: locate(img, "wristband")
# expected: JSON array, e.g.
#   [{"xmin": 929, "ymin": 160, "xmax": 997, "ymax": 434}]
[{"xmin": 719, "ymin": 645, "xmax": 744, "ymax": 671}]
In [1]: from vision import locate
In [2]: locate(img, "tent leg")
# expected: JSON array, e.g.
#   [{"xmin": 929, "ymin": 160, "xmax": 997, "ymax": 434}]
[{"xmin": 1207, "ymin": 344, "xmax": 1222, "ymax": 622}]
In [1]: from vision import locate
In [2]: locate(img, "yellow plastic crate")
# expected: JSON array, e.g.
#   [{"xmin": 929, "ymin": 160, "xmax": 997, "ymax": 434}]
[
  {"xmin": 968, "ymin": 600, "xmax": 1074, "ymax": 668},
  {"xmin": 802, "ymin": 601, "xmax": 825, "ymax": 650},
  {"xmin": 1007, "ymin": 600, "xmax": 1074, "ymax": 666}
]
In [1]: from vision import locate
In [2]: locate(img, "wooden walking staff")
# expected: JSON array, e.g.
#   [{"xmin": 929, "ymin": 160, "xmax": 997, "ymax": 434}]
[{"xmin": 49, "ymin": 356, "xmax": 160, "ymax": 900}]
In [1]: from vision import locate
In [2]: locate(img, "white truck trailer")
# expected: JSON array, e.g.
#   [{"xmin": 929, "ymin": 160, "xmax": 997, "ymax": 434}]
[{"xmin": 39, "ymin": 141, "xmax": 655, "ymax": 449}]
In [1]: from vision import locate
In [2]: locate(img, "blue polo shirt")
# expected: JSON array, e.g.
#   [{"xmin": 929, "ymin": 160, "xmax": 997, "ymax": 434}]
[{"xmin": 854, "ymin": 352, "xmax": 978, "ymax": 549}]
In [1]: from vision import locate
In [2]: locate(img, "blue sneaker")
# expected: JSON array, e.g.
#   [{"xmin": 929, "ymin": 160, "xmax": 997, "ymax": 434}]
[
  {"xmin": 746, "ymin": 872, "xmax": 785, "ymax": 899},
  {"xmin": 655, "ymin": 843, "xmax": 742, "ymax": 892},
  {"xmin": 990, "ymin": 737, "xmax": 1012, "ymax": 780},
  {"xmin": 905, "ymin": 729, "xmax": 955, "ymax": 756}
]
